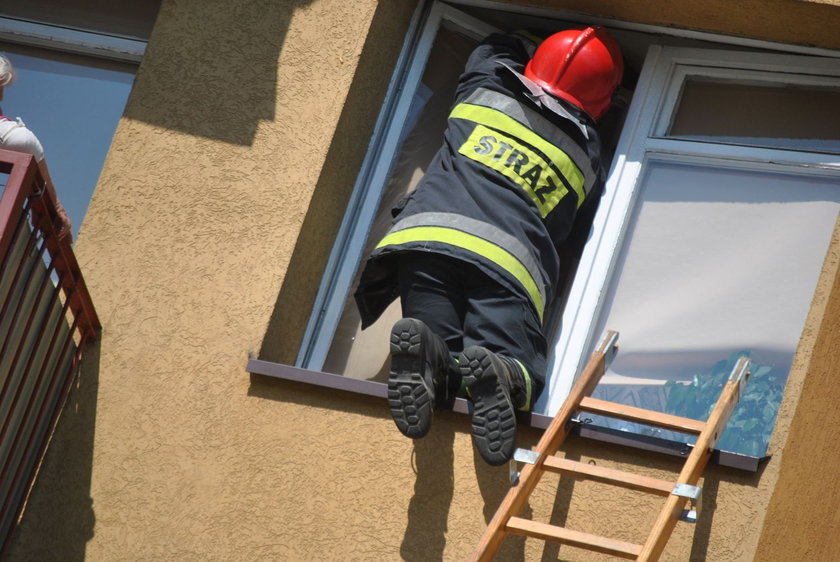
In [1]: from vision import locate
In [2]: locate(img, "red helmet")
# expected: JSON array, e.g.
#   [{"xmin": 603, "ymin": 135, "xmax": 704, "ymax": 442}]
[{"xmin": 524, "ymin": 27, "xmax": 623, "ymax": 120}]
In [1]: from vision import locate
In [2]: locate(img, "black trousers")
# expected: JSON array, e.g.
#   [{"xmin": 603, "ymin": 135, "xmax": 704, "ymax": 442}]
[{"xmin": 396, "ymin": 252, "xmax": 547, "ymax": 403}]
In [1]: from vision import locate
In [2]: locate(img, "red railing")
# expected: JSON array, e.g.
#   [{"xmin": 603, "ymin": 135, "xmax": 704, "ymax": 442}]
[{"xmin": 0, "ymin": 148, "xmax": 100, "ymax": 552}]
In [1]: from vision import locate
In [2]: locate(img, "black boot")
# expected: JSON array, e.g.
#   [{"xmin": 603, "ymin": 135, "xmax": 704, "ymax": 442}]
[
  {"xmin": 388, "ymin": 318, "xmax": 457, "ymax": 438},
  {"xmin": 459, "ymin": 346, "xmax": 531, "ymax": 466}
]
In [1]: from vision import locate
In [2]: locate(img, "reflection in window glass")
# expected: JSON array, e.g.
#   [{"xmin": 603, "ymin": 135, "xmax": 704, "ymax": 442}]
[
  {"xmin": 0, "ymin": 42, "xmax": 135, "ymax": 238},
  {"xmin": 670, "ymin": 78, "xmax": 840, "ymax": 152},
  {"xmin": 587, "ymin": 160, "xmax": 840, "ymax": 456}
]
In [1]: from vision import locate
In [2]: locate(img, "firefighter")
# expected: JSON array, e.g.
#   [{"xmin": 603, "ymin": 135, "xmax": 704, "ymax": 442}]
[{"xmin": 354, "ymin": 27, "xmax": 623, "ymax": 466}]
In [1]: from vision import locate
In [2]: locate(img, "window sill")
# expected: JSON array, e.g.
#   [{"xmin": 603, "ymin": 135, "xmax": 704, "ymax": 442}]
[{"xmin": 246, "ymin": 358, "xmax": 766, "ymax": 472}]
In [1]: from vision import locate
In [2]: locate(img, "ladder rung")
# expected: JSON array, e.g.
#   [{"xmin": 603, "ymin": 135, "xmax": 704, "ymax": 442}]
[
  {"xmin": 506, "ymin": 516, "xmax": 642, "ymax": 559},
  {"xmin": 579, "ymin": 397, "xmax": 706, "ymax": 435},
  {"xmin": 543, "ymin": 456, "xmax": 674, "ymax": 496}
]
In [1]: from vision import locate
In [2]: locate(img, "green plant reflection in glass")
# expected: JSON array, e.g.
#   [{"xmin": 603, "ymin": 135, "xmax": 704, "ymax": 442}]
[{"xmin": 664, "ymin": 351, "xmax": 784, "ymax": 457}]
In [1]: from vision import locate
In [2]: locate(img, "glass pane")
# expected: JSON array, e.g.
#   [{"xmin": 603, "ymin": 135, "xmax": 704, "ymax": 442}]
[
  {"xmin": 1, "ymin": 42, "xmax": 136, "ymax": 239},
  {"xmin": 321, "ymin": 26, "xmax": 479, "ymax": 381},
  {"xmin": 670, "ymin": 78, "xmax": 840, "ymax": 152},
  {"xmin": 588, "ymin": 160, "xmax": 840, "ymax": 457}
]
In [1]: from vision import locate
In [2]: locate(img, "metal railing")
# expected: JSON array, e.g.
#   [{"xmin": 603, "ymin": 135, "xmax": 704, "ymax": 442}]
[{"xmin": 0, "ymin": 148, "xmax": 100, "ymax": 552}]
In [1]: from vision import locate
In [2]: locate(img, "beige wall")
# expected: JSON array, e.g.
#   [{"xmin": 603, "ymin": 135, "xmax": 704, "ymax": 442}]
[
  {"xmin": 6, "ymin": 0, "xmax": 421, "ymax": 559},
  {"xmin": 754, "ymin": 234, "xmax": 840, "ymax": 560},
  {"xmin": 499, "ymin": 0, "xmax": 840, "ymax": 50},
  {"xmin": 6, "ymin": 0, "xmax": 840, "ymax": 560}
]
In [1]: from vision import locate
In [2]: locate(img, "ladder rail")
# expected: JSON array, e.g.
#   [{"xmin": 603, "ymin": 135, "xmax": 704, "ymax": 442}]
[
  {"xmin": 469, "ymin": 330, "xmax": 619, "ymax": 562},
  {"xmin": 638, "ymin": 356, "xmax": 751, "ymax": 561}
]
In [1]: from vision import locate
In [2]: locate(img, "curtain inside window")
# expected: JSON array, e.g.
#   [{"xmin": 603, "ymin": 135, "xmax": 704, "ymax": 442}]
[{"xmin": 588, "ymin": 159, "xmax": 840, "ymax": 455}]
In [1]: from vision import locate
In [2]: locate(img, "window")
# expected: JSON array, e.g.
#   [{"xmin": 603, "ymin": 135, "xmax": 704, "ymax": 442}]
[
  {"xmin": 0, "ymin": 4, "xmax": 157, "ymax": 238},
  {"xmin": 670, "ymin": 78, "xmax": 840, "ymax": 151},
  {"xmin": 294, "ymin": 1, "xmax": 840, "ymax": 462},
  {"xmin": 296, "ymin": 4, "xmax": 499, "ymax": 376},
  {"xmin": 545, "ymin": 47, "xmax": 840, "ymax": 457},
  {"xmin": 0, "ymin": 42, "xmax": 136, "ymax": 239}
]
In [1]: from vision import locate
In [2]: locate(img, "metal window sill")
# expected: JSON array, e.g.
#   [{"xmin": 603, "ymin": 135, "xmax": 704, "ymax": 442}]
[{"xmin": 247, "ymin": 358, "xmax": 767, "ymax": 472}]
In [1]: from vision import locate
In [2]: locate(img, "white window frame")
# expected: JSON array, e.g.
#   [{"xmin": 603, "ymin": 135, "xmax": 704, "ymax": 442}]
[{"xmin": 538, "ymin": 45, "xmax": 840, "ymax": 414}]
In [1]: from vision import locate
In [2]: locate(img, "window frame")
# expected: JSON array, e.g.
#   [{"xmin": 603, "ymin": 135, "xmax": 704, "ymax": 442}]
[
  {"xmin": 539, "ymin": 45, "xmax": 840, "ymax": 413},
  {"xmin": 296, "ymin": 2, "xmax": 498, "ymax": 370},
  {"xmin": 0, "ymin": 18, "xmax": 144, "ymax": 240},
  {"xmin": 0, "ymin": 16, "xmax": 145, "ymax": 62}
]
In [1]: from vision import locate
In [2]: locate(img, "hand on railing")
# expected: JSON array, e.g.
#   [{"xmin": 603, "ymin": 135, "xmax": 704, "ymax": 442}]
[
  {"xmin": 54, "ymin": 199, "xmax": 72, "ymax": 243},
  {"xmin": 37, "ymin": 160, "xmax": 73, "ymax": 244}
]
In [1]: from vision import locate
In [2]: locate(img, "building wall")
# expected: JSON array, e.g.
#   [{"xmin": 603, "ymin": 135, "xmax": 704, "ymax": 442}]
[
  {"xmin": 754, "ymin": 235, "xmax": 840, "ymax": 560},
  {"xmin": 498, "ymin": 0, "xmax": 840, "ymax": 50},
  {"xmin": 6, "ymin": 0, "xmax": 840, "ymax": 560}
]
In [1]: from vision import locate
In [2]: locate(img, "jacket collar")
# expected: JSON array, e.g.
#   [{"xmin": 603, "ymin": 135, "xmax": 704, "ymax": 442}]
[{"xmin": 498, "ymin": 61, "xmax": 590, "ymax": 140}]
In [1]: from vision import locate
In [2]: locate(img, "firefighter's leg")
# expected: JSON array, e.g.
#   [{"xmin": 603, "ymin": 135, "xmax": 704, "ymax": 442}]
[
  {"xmin": 397, "ymin": 253, "xmax": 467, "ymax": 353},
  {"xmin": 387, "ymin": 254, "xmax": 463, "ymax": 438},
  {"xmin": 458, "ymin": 277, "xmax": 547, "ymax": 465}
]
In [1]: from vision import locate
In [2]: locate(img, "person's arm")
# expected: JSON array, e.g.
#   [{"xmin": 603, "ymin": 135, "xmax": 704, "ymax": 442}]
[
  {"xmin": 38, "ymin": 158, "xmax": 73, "ymax": 242},
  {"xmin": 454, "ymin": 31, "xmax": 542, "ymax": 100}
]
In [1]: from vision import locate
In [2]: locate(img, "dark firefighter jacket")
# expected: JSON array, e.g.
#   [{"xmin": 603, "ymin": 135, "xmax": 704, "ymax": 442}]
[{"xmin": 355, "ymin": 32, "xmax": 606, "ymax": 329}]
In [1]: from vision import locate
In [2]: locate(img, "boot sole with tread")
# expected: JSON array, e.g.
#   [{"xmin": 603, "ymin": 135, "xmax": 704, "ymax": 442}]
[
  {"xmin": 461, "ymin": 346, "xmax": 517, "ymax": 466},
  {"xmin": 388, "ymin": 319, "xmax": 434, "ymax": 439}
]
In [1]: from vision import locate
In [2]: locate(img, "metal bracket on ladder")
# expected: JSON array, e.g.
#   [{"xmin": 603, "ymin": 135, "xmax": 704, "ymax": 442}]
[
  {"xmin": 600, "ymin": 330, "xmax": 620, "ymax": 369},
  {"xmin": 673, "ymin": 483, "xmax": 703, "ymax": 523},
  {"xmin": 509, "ymin": 448, "xmax": 540, "ymax": 485}
]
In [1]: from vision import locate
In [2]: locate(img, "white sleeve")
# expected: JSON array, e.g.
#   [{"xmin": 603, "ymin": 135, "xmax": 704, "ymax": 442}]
[{"xmin": 0, "ymin": 118, "xmax": 45, "ymax": 162}]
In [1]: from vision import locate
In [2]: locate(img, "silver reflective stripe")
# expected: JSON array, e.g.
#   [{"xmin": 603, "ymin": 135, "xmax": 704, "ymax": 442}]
[
  {"xmin": 496, "ymin": 62, "xmax": 589, "ymax": 138},
  {"xmin": 462, "ymin": 87, "xmax": 597, "ymax": 196},
  {"xmin": 389, "ymin": 212, "xmax": 548, "ymax": 308}
]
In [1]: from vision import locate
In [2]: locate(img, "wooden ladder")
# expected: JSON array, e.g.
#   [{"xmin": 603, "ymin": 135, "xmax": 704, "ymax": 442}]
[{"xmin": 470, "ymin": 330, "xmax": 751, "ymax": 561}]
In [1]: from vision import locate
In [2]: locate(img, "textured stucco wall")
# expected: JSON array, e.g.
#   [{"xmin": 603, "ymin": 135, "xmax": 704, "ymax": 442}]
[
  {"xmin": 754, "ymin": 226, "xmax": 840, "ymax": 560},
  {"xmin": 5, "ymin": 0, "xmax": 421, "ymax": 559},
  {"xmin": 5, "ymin": 0, "xmax": 840, "ymax": 560},
  {"xmin": 495, "ymin": 0, "xmax": 840, "ymax": 50}
]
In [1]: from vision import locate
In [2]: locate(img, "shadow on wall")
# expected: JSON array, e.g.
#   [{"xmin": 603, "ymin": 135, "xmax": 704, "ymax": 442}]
[
  {"xmin": 249, "ymin": 374, "xmax": 535, "ymax": 561},
  {"xmin": 123, "ymin": 0, "xmax": 315, "ymax": 146},
  {"xmin": 5, "ymin": 339, "xmax": 101, "ymax": 562},
  {"xmin": 396, "ymin": 418, "xmax": 538, "ymax": 560},
  {"xmin": 258, "ymin": 0, "xmax": 418, "ymax": 365}
]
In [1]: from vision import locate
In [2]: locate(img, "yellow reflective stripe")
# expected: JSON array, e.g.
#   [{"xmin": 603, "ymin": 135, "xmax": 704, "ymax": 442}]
[
  {"xmin": 458, "ymin": 124, "xmax": 568, "ymax": 218},
  {"xmin": 450, "ymin": 102, "xmax": 586, "ymax": 208},
  {"xmin": 376, "ymin": 226, "xmax": 544, "ymax": 321},
  {"xmin": 511, "ymin": 358, "xmax": 532, "ymax": 412}
]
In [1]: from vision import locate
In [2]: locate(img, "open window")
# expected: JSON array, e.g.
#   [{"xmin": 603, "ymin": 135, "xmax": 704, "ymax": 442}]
[
  {"xmin": 285, "ymin": 0, "xmax": 840, "ymax": 466},
  {"xmin": 297, "ymin": 3, "xmax": 628, "ymax": 380},
  {"xmin": 296, "ymin": 4, "xmax": 499, "ymax": 378}
]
